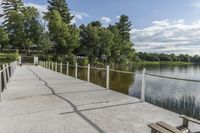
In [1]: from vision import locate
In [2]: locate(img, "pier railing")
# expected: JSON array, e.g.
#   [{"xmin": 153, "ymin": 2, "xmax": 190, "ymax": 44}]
[
  {"xmin": 0, "ymin": 61, "xmax": 18, "ymax": 102},
  {"xmin": 39, "ymin": 61, "xmax": 135, "ymax": 94}
]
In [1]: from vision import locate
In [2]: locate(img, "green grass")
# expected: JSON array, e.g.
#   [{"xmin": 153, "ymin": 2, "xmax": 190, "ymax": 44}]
[{"xmin": 0, "ymin": 52, "xmax": 19, "ymax": 64}]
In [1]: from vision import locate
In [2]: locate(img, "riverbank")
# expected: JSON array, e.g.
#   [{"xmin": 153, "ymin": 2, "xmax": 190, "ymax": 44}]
[{"xmin": 132, "ymin": 61, "xmax": 192, "ymax": 66}]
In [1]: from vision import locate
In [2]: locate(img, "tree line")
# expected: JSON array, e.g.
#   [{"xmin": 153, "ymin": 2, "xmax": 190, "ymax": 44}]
[
  {"xmin": 136, "ymin": 52, "xmax": 200, "ymax": 63},
  {"xmin": 0, "ymin": 0, "xmax": 199, "ymax": 65},
  {"xmin": 0, "ymin": 0, "xmax": 135, "ymax": 65}
]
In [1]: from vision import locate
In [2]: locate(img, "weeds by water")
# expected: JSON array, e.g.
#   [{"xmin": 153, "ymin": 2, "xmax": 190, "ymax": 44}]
[{"xmin": 145, "ymin": 95, "xmax": 200, "ymax": 120}]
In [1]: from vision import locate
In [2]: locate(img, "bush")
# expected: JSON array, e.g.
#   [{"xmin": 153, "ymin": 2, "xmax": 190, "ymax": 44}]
[{"xmin": 77, "ymin": 58, "xmax": 89, "ymax": 66}]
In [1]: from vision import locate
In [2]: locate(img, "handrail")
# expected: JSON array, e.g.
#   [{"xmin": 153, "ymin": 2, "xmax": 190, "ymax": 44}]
[
  {"xmin": 145, "ymin": 72, "xmax": 200, "ymax": 82},
  {"xmin": 110, "ymin": 69, "xmax": 134, "ymax": 74},
  {"xmin": 90, "ymin": 66, "xmax": 106, "ymax": 70},
  {"xmin": 0, "ymin": 61, "xmax": 18, "ymax": 102}
]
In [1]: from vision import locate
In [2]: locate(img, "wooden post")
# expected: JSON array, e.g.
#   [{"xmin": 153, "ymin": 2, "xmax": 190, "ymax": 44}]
[
  {"xmin": 2, "ymin": 65, "xmax": 7, "ymax": 90},
  {"xmin": 48, "ymin": 62, "xmax": 50, "ymax": 69},
  {"xmin": 75, "ymin": 63, "xmax": 78, "ymax": 78},
  {"xmin": 141, "ymin": 68, "xmax": 146, "ymax": 102},
  {"xmin": 66, "ymin": 62, "xmax": 69, "ymax": 75},
  {"xmin": 0, "ymin": 67, "xmax": 2, "ymax": 102},
  {"xmin": 55, "ymin": 62, "xmax": 57, "ymax": 72},
  {"xmin": 60, "ymin": 62, "xmax": 62, "ymax": 73},
  {"xmin": 87, "ymin": 64, "xmax": 90, "ymax": 82},
  {"xmin": 106, "ymin": 65, "xmax": 110, "ymax": 89}
]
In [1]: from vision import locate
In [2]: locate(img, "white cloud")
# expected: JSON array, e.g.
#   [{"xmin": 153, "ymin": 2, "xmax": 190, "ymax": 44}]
[
  {"xmin": 132, "ymin": 19, "xmax": 200, "ymax": 55},
  {"xmin": 191, "ymin": 1, "xmax": 200, "ymax": 8},
  {"xmin": 24, "ymin": 3, "xmax": 47, "ymax": 17},
  {"xmin": 100, "ymin": 16, "xmax": 111, "ymax": 23},
  {"xmin": 71, "ymin": 11, "xmax": 89, "ymax": 24},
  {"xmin": 0, "ymin": 1, "xmax": 89, "ymax": 25},
  {"xmin": 116, "ymin": 16, "xmax": 120, "ymax": 19}
]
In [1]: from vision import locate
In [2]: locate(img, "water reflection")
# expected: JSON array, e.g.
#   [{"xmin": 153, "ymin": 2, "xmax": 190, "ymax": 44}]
[
  {"xmin": 129, "ymin": 65, "xmax": 200, "ymax": 119},
  {"xmin": 63, "ymin": 64, "xmax": 200, "ymax": 119}
]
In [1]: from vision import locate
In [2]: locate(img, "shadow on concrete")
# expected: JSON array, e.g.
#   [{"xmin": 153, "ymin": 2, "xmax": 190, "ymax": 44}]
[
  {"xmin": 28, "ymin": 66, "xmax": 106, "ymax": 133},
  {"xmin": 60, "ymin": 101, "xmax": 142, "ymax": 115}
]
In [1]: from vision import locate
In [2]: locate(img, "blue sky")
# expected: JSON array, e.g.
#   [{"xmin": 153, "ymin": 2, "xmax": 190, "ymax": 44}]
[
  {"xmin": 4, "ymin": 0, "xmax": 200, "ymax": 55},
  {"xmin": 24, "ymin": 0, "xmax": 200, "ymax": 28}
]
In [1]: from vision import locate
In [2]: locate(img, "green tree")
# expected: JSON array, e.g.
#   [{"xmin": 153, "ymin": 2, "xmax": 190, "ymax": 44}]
[
  {"xmin": 108, "ymin": 25, "xmax": 122, "ymax": 64},
  {"xmin": 46, "ymin": 0, "xmax": 73, "ymax": 24},
  {"xmin": 5, "ymin": 10, "xmax": 24, "ymax": 49},
  {"xmin": 0, "ymin": 27, "xmax": 9, "ymax": 49},
  {"xmin": 115, "ymin": 15, "xmax": 135, "ymax": 64},
  {"xmin": 46, "ymin": 10, "xmax": 79, "ymax": 57},
  {"xmin": 1, "ymin": 0, "xmax": 24, "ymax": 26},
  {"xmin": 116, "ymin": 15, "xmax": 132, "ymax": 42},
  {"xmin": 23, "ymin": 7, "xmax": 45, "ymax": 55},
  {"xmin": 98, "ymin": 28, "xmax": 114, "ymax": 63},
  {"xmin": 38, "ymin": 33, "xmax": 53, "ymax": 53}
]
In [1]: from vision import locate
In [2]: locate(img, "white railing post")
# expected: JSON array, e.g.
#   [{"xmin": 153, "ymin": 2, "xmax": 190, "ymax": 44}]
[
  {"xmin": 6, "ymin": 64, "xmax": 10, "ymax": 81},
  {"xmin": 87, "ymin": 64, "xmax": 90, "ymax": 82},
  {"xmin": 55, "ymin": 62, "xmax": 57, "ymax": 72},
  {"xmin": 106, "ymin": 65, "xmax": 110, "ymax": 89},
  {"xmin": 75, "ymin": 63, "xmax": 78, "ymax": 78},
  {"xmin": 0, "ymin": 67, "xmax": 2, "ymax": 102},
  {"xmin": 60, "ymin": 62, "xmax": 63, "ymax": 73},
  {"xmin": 2, "ymin": 65, "xmax": 7, "ymax": 90},
  {"xmin": 141, "ymin": 68, "xmax": 146, "ymax": 102},
  {"xmin": 66, "ymin": 62, "xmax": 69, "ymax": 75},
  {"xmin": 18, "ymin": 56, "xmax": 21, "ymax": 65},
  {"xmin": 52, "ymin": 62, "xmax": 54, "ymax": 71}
]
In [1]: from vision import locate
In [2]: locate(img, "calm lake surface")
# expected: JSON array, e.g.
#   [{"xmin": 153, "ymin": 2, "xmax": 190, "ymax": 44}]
[{"xmin": 62, "ymin": 64, "xmax": 200, "ymax": 119}]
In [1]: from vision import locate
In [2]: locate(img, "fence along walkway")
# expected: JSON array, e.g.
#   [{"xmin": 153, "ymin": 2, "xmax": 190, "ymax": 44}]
[
  {"xmin": 1, "ymin": 64, "xmax": 200, "ymax": 132},
  {"xmin": 0, "ymin": 61, "xmax": 17, "ymax": 102}
]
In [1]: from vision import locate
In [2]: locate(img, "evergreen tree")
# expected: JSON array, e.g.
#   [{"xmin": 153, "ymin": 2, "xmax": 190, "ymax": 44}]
[
  {"xmin": 47, "ymin": 10, "xmax": 79, "ymax": 56},
  {"xmin": 116, "ymin": 15, "xmax": 132, "ymax": 42},
  {"xmin": 0, "ymin": 26, "xmax": 9, "ymax": 49},
  {"xmin": 108, "ymin": 25, "xmax": 122, "ymax": 63},
  {"xmin": 1, "ymin": 0, "xmax": 24, "ymax": 25},
  {"xmin": 47, "ymin": 0, "xmax": 73, "ymax": 24},
  {"xmin": 98, "ymin": 28, "xmax": 114, "ymax": 63}
]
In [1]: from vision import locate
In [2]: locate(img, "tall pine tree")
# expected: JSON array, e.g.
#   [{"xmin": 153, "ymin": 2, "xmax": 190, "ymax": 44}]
[
  {"xmin": 47, "ymin": 0, "xmax": 73, "ymax": 24},
  {"xmin": 116, "ymin": 15, "xmax": 132, "ymax": 42},
  {"xmin": 1, "ymin": 0, "xmax": 24, "ymax": 25}
]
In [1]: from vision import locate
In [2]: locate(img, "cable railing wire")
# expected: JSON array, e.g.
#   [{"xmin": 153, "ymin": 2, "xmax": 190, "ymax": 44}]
[{"xmin": 145, "ymin": 72, "xmax": 200, "ymax": 83}]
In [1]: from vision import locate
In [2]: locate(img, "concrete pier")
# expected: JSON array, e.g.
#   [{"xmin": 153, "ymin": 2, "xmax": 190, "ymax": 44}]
[{"xmin": 0, "ymin": 65, "xmax": 199, "ymax": 133}]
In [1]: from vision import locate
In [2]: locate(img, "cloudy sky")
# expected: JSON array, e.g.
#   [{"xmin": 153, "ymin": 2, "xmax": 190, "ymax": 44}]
[{"xmin": 2, "ymin": 0, "xmax": 200, "ymax": 55}]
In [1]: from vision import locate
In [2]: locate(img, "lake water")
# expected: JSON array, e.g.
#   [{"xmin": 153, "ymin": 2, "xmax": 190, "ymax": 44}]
[{"xmin": 60, "ymin": 64, "xmax": 200, "ymax": 119}]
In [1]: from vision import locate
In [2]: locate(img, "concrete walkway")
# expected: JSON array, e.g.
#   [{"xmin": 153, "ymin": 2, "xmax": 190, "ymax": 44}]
[{"xmin": 0, "ymin": 65, "xmax": 199, "ymax": 133}]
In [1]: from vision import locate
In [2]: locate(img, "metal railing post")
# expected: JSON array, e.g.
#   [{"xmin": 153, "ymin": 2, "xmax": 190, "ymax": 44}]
[
  {"xmin": 49, "ymin": 62, "xmax": 50, "ymax": 69},
  {"xmin": 141, "ymin": 68, "xmax": 146, "ymax": 102},
  {"xmin": 106, "ymin": 65, "xmax": 110, "ymax": 89},
  {"xmin": 87, "ymin": 64, "xmax": 90, "ymax": 82},
  {"xmin": 6, "ymin": 64, "xmax": 10, "ymax": 81},
  {"xmin": 66, "ymin": 62, "xmax": 69, "ymax": 75},
  {"xmin": 55, "ymin": 62, "xmax": 57, "ymax": 72},
  {"xmin": 2, "ymin": 65, "xmax": 7, "ymax": 90},
  {"xmin": 52, "ymin": 62, "xmax": 54, "ymax": 71},
  {"xmin": 75, "ymin": 63, "xmax": 78, "ymax": 78},
  {"xmin": 60, "ymin": 62, "xmax": 63, "ymax": 73},
  {"xmin": 0, "ymin": 68, "xmax": 2, "ymax": 102}
]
